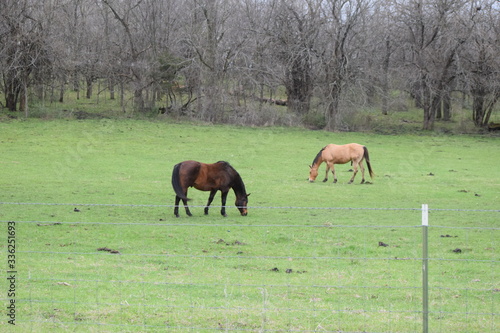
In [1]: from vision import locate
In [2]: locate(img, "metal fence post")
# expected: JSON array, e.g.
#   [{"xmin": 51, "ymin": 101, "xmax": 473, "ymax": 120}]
[{"xmin": 422, "ymin": 204, "xmax": 429, "ymax": 333}]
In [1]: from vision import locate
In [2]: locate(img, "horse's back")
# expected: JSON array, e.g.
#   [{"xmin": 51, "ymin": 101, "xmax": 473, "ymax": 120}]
[
  {"xmin": 323, "ymin": 143, "xmax": 364, "ymax": 163},
  {"xmin": 179, "ymin": 160, "xmax": 202, "ymax": 173},
  {"xmin": 345, "ymin": 143, "xmax": 365, "ymax": 156}
]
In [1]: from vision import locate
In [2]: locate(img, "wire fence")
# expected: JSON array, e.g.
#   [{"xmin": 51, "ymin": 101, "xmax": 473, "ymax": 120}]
[{"xmin": 1, "ymin": 202, "xmax": 498, "ymax": 332}]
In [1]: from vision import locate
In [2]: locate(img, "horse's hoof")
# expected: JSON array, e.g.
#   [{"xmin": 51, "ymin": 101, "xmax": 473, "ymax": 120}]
[
  {"xmin": 322, "ymin": 179, "xmax": 328, "ymax": 182},
  {"xmin": 175, "ymin": 214, "xmax": 180, "ymax": 218}
]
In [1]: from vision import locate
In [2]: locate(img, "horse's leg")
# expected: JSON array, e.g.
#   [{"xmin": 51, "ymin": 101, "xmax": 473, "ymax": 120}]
[
  {"xmin": 323, "ymin": 164, "xmax": 330, "ymax": 182},
  {"xmin": 175, "ymin": 195, "xmax": 192, "ymax": 217},
  {"xmin": 359, "ymin": 160, "xmax": 366, "ymax": 184},
  {"xmin": 220, "ymin": 191, "xmax": 228, "ymax": 217},
  {"xmin": 204, "ymin": 190, "xmax": 217, "ymax": 215},
  {"xmin": 348, "ymin": 161, "xmax": 359, "ymax": 184},
  {"xmin": 331, "ymin": 165, "xmax": 337, "ymax": 183},
  {"xmin": 174, "ymin": 196, "xmax": 181, "ymax": 217},
  {"xmin": 182, "ymin": 188, "xmax": 192, "ymax": 216},
  {"xmin": 182, "ymin": 198, "xmax": 192, "ymax": 216}
]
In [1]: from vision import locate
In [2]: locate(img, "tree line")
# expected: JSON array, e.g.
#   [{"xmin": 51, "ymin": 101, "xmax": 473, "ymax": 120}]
[{"xmin": 1, "ymin": 0, "xmax": 499, "ymax": 130}]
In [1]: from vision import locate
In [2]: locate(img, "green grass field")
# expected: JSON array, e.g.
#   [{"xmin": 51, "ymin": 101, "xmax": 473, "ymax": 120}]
[{"xmin": 0, "ymin": 119, "xmax": 498, "ymax": 332}]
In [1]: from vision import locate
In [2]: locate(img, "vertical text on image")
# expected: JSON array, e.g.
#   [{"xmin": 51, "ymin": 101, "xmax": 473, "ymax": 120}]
[{"xmin": 6, "ymin": 221, "xmax": 16, "ymax": 325}]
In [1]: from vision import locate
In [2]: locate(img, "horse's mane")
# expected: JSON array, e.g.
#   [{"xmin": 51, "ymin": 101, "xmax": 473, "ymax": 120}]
[
  {"xmin": 312, "ymin": 147, "xmax": 326, "ymax": 166},
  {"xmin": 216, "ymin": 160, "xmax": 234, "ymax": 172},
  {"xmin": 217, "ymin": 161, "xmax": 247, "ymax": 194}
]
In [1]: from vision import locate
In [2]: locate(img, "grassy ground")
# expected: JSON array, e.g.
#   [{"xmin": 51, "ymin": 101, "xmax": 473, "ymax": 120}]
[{"xmin": 0, "ymin": 118, "xmax": 498, "ymax": 332}]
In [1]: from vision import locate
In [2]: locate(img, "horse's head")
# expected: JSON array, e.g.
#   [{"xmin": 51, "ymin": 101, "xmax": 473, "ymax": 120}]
[
  {"xmin": 308, "ymin": 165, "xmax": 318, "ymax": 182},
  {"xmin": 235, "ymin": 193, "xmax": 250, "ymax": 216}
]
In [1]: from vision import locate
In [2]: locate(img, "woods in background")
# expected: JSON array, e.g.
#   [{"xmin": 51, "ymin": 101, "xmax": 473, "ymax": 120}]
[{"xmin": 1, "ymin": 0, "xmax": 498, "ymax": 130}]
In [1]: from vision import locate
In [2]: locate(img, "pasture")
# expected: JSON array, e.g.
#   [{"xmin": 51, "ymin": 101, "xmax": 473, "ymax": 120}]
[{"xmin": 0, "ymin": 119, "xmax": 498, "ymax": 332}]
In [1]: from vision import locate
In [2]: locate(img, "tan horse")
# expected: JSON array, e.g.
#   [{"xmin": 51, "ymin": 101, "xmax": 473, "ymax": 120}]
[{"xmin": 309, "ymin": 143, "xmax": 374, "ymax": 184}]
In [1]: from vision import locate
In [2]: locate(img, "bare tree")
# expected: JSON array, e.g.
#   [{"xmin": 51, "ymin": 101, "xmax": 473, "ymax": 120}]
[
  {"xmin": 263, "ymin": 0, "xmax": 319, "ymax": 116},
  {"xmin": 102, "ymin": 0, "xmax": 154, "ymax": 112},
  {"xmin": 1, "ymin": 0, "xmax": 496, "ymax": 131},
  {"xmin": 392, "ymin": 0, "xmax": 477, "ymax": 130},
  {"xmin": 235, "ymin": 0, "xmax": 285, "ymax": 114},
  {"xmin": 0, "ymin": 0, "xmax": 55, "ymax": 113},
  {"xmin": 458, "ymin": 1, "xmax": 500, "ymax": 127},
  {"xmin": 178, "ymin": 0, "xmax": 235, "ymax": 121},
  {"xmin": 363, "ymin": 1, "xmax": 396, "ymax": 115},
  {"xmin": 316, "ymin": 0, "xmax": 368, "ymax": 130}
]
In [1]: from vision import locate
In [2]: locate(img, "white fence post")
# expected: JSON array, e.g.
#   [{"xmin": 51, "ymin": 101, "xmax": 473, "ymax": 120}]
[{"xmin": 422, "ymin": 204, "xmax": 429, "ymax": 333}]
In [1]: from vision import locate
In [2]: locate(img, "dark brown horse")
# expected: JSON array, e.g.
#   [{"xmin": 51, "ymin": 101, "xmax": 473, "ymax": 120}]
[
  {"xmin": 309, "ymin": 143, "xmax": 374, "ymax": 184},
  {"xmin": 171, "ymin": 160, "xmax": 250, "ymax": 217}
]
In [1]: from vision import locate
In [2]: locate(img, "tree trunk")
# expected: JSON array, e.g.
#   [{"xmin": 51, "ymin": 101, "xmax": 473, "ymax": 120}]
[
  {"xmin": 86, "ymin": 76, "xmax": 93, "ymax": 99},
  {"xmin": 285, "ymin": 57, "xmax": 312, "ymax": 116},
  {"xmin": 5, "ymin": 89, "xmax": 18, "ymax": 112},
  {"xmin": 325, "ymin": 82, "xmax": 342, "ymax": 131},
  {"xmin": 442, "ymin": 91, "xmax": 451, "ymax": 121},
  {"xmin": 426, "ymin": 96, "xmax": 441, "ymax": 130},
  {"xmin": 199, "ymin": 0, "xmax": 223, "ymax": 122},
  {"xmin": 109, "ymin": 78, "xmax": 115, "ymax": 100},
  {"xmin": 19, "ymin": 86, "xmax": 26, "ymax": 113},
  {"xmin": 4, "ymin": 76, "xmax": 20, "ymax": 111},
  {"xmin": 134, "ymin": 86, "xmax": 144, "ymax": 112},
  {"xmin": 326, "ymin": 97, "xmax": 340, "ymax": 131},
  {"xmin": 120, "ymin": 81, "xmax": 125, "ymax": 112},
  {"xmin": 59, "ymin": 82, "xmax": 65, "ymax": 103},
  {"xmin": 381, "ymin": 39, "xmax": 391, "ymax": 115},
  {"xmin": 472, "ymin": 88, "xmax": 485, "ymax": 127},
  {"xmin": 422, "ymin": 106, "xmax": 433, "ymax": 130},
  {"xmin": 21, "ymin": 81, "xmax": 28, "ymax": 117},
  {"xmin": 435, "ymin": 98, "xmax": 442, "ymax": 119}
]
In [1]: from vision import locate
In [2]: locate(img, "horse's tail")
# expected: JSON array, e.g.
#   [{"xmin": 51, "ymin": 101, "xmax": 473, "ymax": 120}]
[
  {"xmin": 363, "ymin": 146, "xmax": 375, "ymax": 179},
  {"xmin": 171, "ymin": 163, "xmax": 190, "ymax": 201}
]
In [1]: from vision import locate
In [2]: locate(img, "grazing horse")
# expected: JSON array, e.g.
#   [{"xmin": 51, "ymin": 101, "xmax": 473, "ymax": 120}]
[
  {"xmin": 171, "ymin": 160, "xmax": 250, "ymax": 217},
  {"xmin": 309, "ymin": 143, "xmax": 374, "ymax": 184}
]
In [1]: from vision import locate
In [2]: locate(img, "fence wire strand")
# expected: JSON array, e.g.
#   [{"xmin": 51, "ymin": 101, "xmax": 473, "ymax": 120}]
[
  {"xmin": 1, "ymin": 201, "xmax": 499, "ymax": 212},
  {"xmin": 1, "ymin": 202, "xmax": 497, "ymax": 332}
]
